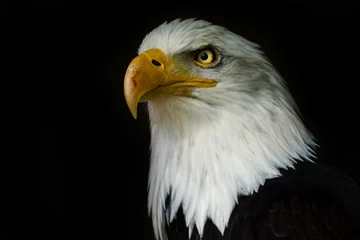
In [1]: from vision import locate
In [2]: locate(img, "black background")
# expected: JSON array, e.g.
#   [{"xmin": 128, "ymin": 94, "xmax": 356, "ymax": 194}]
[{"xmin": 29, "ymin": 1, "xmax": 360, "ymax": 240}]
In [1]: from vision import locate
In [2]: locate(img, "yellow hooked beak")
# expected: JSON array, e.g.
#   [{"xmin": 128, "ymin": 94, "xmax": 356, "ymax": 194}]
[{"xmin": 124, "ymin": 48, "xmax": 217, "ymax": 118}]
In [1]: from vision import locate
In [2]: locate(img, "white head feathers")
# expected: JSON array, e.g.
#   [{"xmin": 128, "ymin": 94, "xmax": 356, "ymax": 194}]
[{"xmin": 137, "ymin": 19, "xmax": 316, "ymax": 240}]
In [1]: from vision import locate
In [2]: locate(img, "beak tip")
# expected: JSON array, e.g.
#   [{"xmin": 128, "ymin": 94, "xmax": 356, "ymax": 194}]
[
  {"xmin": 132, "ymin": 111, "xmax": 138, "ymax": 119},
  {"xmin": 125, "ymin": 101, "xmax": 138, "ymax": 120},
  {"xmin": 127, "ymin": 100, "xmax": 138, "ymax": 119},
  {"xmin": 124, "ymin": 77, "xmax": 138, "ymax": 120}
]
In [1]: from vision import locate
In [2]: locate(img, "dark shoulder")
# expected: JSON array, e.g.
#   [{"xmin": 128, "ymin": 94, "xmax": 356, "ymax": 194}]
[
  {"xmin": 258, "ymin": 161, "xmax": 360, "ymax": 209},
  {"xmin": 258, "ymin": 162, "xmax": 360, "ymax": 200},
  {"xmin": 165, "ymin": 162, "xmax": 360, "ymax": 240},
  {"xmin": 231, "ymin": 161, "xmax": 360, "ymax": 240},
  {"xmin": 236, "ymin": 161, "xmax": 360, "ymax": 212}
]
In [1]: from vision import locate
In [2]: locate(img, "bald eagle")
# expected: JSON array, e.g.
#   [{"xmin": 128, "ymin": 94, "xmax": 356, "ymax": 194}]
[{"xmin": 124, "ymin": 19, "xmax": 360, "ymax": 240}]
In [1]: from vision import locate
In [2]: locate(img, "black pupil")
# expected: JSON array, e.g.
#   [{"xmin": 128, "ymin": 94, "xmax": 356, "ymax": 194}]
[{"xmin": 200, "ymin": 52, "xmax": 208, "ymax": 61}]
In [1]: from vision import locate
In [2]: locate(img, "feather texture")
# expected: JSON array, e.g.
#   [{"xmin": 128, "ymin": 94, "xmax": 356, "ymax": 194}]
[{"xmin": 165, "ymin": 162, "xmax": 360, "ymax": 240}]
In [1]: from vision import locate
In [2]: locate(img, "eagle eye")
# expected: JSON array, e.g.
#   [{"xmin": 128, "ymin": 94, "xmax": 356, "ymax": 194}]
[{"xmin": 194, "ymin": 47, "xmax": 217, "ymax": 67}]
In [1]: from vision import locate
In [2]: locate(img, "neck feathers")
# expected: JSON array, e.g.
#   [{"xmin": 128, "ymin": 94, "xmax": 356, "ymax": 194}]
[{"xmin": 146, "ymin": 94, "xmax": 316, "ymax": 240}]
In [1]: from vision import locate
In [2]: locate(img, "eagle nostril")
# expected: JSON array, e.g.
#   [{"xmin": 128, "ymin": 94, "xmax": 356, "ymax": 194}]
[{"xmin": 151, "ymin": 59, "xmax": 162, "ymax": 67}]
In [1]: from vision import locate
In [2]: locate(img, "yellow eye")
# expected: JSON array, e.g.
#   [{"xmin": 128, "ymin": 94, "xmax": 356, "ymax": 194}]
[{"xmin": 194, "ymin": 48, "xmax": 217, "ymax": 66}]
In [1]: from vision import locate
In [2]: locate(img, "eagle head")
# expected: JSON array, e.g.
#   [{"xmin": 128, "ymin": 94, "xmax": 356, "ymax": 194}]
[{"xmin": 124, "ymin": 19, "xmax": 316, "ymax": 240}]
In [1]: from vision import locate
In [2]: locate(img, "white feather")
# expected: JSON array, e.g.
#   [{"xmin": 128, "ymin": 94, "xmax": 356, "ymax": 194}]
[{"xmin": 137, "ymin": 19, "xmax": 317, "ymax": 240}]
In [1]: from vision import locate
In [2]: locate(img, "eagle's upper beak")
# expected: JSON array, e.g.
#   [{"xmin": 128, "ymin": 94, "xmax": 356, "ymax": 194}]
[{"xmin": 124, "ymin": 48, "xmax": 217, "ymax": 119}]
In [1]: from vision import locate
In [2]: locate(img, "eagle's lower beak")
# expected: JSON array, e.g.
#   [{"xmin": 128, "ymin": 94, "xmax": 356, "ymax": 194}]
[{"xmin": 124, "ymin": 48, "xmax": 216, "ymax": 119}]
